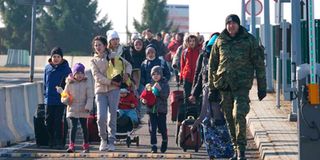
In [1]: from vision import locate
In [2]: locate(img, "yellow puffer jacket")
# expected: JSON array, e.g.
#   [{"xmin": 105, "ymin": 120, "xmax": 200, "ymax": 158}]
[{"xmin": 106, "ymin": 56, "xmax": 124, "ymax": 79}]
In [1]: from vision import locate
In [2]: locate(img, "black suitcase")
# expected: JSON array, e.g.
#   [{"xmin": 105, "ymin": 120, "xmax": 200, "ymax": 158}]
[
  {"xmin": 33, "ymin": 104, "xmax": 68, "ymax": 147},
  {"xmin": 34, "ymin": 104, "xmax": 49, "ymax": 147}
]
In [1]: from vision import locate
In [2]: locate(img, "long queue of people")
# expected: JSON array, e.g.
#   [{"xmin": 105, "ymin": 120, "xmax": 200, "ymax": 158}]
[{"xmin": 41, "ymin": 14, "xmax": 266, "ymax": 160}]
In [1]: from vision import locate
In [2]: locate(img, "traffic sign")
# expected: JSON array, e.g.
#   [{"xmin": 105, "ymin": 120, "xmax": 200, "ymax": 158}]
[{"xmin": 245, "ymin": 0, "xmax": 263, "ymax": 16}]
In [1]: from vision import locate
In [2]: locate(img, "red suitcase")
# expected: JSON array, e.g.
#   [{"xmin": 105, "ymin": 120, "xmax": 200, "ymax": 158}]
[
  {"xmin": 87, "ymin": 114, "xmax": 100, "ymax": 142},
  {"xmin": 170, "ymin": 90, "xmax": 184, "ymax": 121}
]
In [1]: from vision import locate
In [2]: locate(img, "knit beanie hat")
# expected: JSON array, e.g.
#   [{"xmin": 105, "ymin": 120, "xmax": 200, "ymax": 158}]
[
  {"xmin": 72, "ymin": 63, "xmax": 85, "ymax": 75},
  {"xmin": 225, "ymin": 14, "xmax": 240, "ymax": 26},
  {"xmin": 120, "ymin": 83, "xmax": 129, "ymax": 93},
  {"xmin": 151, "ymin": 65, "xmax": 163, "ymax": 77},
  {"xmin": 50, "ymin": 47, "xmax": 63, "ymax": 58},
  {"xmin": 106, "ymin": 30, "xmax": 119, "ymax": 42},
  {"xmin": 131, "ymin": 32, "xmax": 140, "ymax": 42},
  {"xmin": 145, "ymin": 44, "xmax": 157, "ymax": 55}
]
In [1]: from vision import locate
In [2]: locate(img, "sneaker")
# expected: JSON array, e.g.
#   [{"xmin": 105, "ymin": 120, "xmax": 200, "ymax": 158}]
[
  {"xmin": 151, "ymin": 145, "xmax": 157, "ymax": 153},
  {"xmin": 108, "ymin": 143, "xmax": 115, "ymax": 151},
  {"xmin": 99, "ymin": 140, "xmax": 108, "ymax": 151},
  {"xmin": 82, "ymin": 143, "xmax": 90, "ymax": 153},
  {"xmin": 160, "ymin": 141, "xmax": 168, "ymax": 153},
  {"xmin": 66, "ymin": 143, "xmax": 75, "ymax": 153}
]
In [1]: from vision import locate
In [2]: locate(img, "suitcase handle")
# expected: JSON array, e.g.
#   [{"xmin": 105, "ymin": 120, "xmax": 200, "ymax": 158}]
[
  {"xmin": 190, "ymin": 130, "xmax": 194, "ymax": 141},
  {"xmin": 187, "ymin": 116, "xmax": 194, "ymax": 120}
]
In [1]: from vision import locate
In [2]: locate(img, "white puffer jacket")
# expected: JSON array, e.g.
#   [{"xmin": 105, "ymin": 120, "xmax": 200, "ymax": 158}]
[{"xmin": 63, "ymin": 76, "xmax": 94, "ymax": 118}]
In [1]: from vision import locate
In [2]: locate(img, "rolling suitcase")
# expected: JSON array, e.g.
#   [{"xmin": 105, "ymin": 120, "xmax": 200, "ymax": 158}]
[
  {"xmin": 170, "ymin": 89, "xmax": 183, "ymax": 121},
  {"xmin": 178, "ymin": 116, "xmax": 202, "ymax": 152},
  {"xmin": 202, "ymin": 102, "xmax": 234, "ymax": 159},
  {"xmin": 34, "ymin": 104, "xmax": 49, "ymax": 146},
  {"xmin": 34, "ymin": 104, "xmax": 68, "ymax": 147}
]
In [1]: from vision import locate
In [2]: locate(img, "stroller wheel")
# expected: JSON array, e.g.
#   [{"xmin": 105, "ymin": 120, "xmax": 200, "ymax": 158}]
[
  {"xmin": 126, "ymin": 137, "xmax": 131, "ymax": 148},
  {"xmin": 136, "ymin": 136, "xmax": 139, "ymax": 146}
]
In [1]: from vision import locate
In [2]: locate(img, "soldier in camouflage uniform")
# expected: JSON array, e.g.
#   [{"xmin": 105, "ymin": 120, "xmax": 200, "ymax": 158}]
[{"xmin": 208, "ymin": 14, "xmax": 267, "ymax": 160}]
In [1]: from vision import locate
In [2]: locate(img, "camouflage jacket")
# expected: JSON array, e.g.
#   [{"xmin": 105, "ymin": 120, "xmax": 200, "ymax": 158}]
[{"xmin": 208, "ymin": 26, "xmax": 266, "ymax": 91}]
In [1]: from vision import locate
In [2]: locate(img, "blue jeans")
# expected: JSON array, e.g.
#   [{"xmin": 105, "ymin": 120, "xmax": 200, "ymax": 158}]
[
  {"xmin": 118, "ymin": 109, "xmax": 139, "ymax": 126},
  {"xmin": 149, "ymin": 113, "xmax": 167, "ymax": 145}
]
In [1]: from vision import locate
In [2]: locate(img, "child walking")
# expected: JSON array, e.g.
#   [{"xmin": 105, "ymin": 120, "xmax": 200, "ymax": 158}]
[
  {"xmin": 60, "ymin": 63, "xmax": 94, "ymax": 153},
  {"xmin": 44, "ymin": 47, "xmax": 71, "ymax": 149},
  {"xmin": 141, "ymin": 66, "xmax": 170, "ymax": 153}
]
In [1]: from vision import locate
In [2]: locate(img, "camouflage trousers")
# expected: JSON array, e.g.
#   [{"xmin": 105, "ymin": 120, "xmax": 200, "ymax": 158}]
[{"xmin": 220, "ymin": 88, "xmax": 250, "ymax": 152}]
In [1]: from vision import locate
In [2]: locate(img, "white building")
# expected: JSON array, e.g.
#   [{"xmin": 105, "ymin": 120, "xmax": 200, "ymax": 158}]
[{"xmin": 166, "ymin": 4, "xmax": 189, "ymax": 32}]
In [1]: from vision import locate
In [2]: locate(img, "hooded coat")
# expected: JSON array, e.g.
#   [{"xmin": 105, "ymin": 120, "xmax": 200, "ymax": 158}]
[{"xmin": 63, "ymin": 76, "xmax": 94, "ymax": 118}]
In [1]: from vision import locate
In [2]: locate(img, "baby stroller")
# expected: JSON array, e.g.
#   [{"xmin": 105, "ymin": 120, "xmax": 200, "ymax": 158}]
[{"xmin": 116, "ymin": 113, "xmax": 139, "ymax": 147}]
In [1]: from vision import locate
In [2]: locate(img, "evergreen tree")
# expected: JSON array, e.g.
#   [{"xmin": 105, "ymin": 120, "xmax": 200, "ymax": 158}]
[
  {"xmin": 0, "ymin": 0, "xmax": 112, "ymax": 55},
  {"xmin": 133, "ymin": 0, "xmax": 172, "ymax": 33},
  {"xmin": 0, "ymin": 0, "xmax": 32, "ymax": 50}
]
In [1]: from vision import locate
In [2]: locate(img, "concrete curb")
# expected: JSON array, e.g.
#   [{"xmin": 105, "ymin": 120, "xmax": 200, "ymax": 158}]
[
  {"xmin": 247, "ymin": 112, "xmax": 280, "ymax": 160},
  {"xmin": 0, "ymin": 152, "xmax": 192, "ymax": 159},
  {"xmin": 0, "ymin": 69, "xmax": 43, "ymax": 73}
]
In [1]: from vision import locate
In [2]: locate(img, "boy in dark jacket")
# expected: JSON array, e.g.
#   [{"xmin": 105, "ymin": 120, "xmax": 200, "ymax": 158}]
[
  {"xmin": 141, "ymin": 66, "xmax": 170, "ymax": 153},
  {"xmin": 43, "ymin": 47, "xmax": 72, "ymax": 149},
  {"xmin": 140, "ymin": 44, "xmax": 171, "ymax": 86}
]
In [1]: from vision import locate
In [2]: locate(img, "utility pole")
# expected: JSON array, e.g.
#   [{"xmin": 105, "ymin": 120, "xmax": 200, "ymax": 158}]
[
  {"xmin": 29, "ymin": 0, "xmax": 36, "ymax": 82},
  {"xmin": 126, "ymin": 0, "xmax": 129, "ymax": 44},
  {"xmin": 241, "ymin": 0, "xmax": 246, "ymax": 27},
  {"xmin": 15, "ymin": 0, "xmax": 56, "ymax": 82},
  {"xmin": 288, "ymin": 0, "xmax": 302, "ymax": 121},
  {"xmin": 264, "ymin": 0, "xmax": 273, "ymax": 92},
  {"xmin": 250, "ymin": 0, "xmax": 256, "ymax": 37}
]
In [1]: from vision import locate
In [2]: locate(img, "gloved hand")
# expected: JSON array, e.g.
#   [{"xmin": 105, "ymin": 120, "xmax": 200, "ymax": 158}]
[
  {"xmin": 56, "ymin": 86, "xmax": 63, "ymax": 94},
  {"xmin": 258, "ymin": 90, "xmax": 266, "ymax": 101}
]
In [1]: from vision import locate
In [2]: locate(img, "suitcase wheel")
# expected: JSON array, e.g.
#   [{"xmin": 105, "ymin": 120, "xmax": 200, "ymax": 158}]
[
  {"xmin": 135, "ymin": 136, "xmax": 140, "ymax": 146},
  {"xmin": 126, "ymin": 137, "xmax": 131, "ymax": 148}
]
